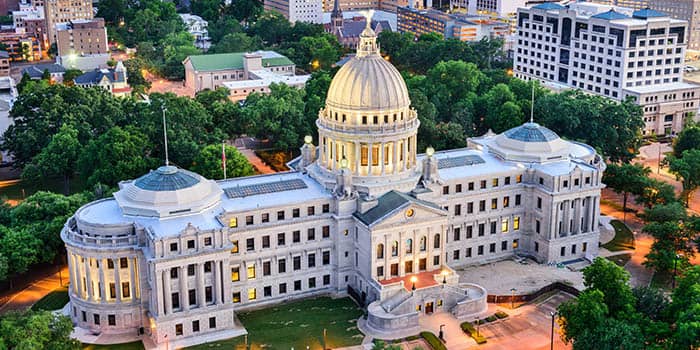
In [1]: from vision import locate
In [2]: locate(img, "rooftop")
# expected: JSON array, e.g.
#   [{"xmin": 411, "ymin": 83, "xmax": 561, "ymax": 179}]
[
  {"xmin": 134, "ymin": 166, "xmax": 201, "ymax": 192},
  {"xmin": 354, "ymin": 191, "xmax": 444, "ymax": 226},
  {"xmin": 221, "ymin": 69, "xmax": 310, "ymax": 91},
  {"xmin": 185, "ymin": 51, "xmax": 294, "ymax": 72},
  {"xmin": 623, "ymin": 81, "xmax": 700, "ymax": 94}
]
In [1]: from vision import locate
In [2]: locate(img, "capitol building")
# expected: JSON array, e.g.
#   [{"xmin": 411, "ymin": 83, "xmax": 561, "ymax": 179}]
[{"xmin": 61, "ymin": 23, "xmax": 606, "ymax": 348}]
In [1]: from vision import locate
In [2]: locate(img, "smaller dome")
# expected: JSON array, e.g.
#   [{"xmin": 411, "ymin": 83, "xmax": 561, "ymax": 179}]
[
  {"xmin": 503, "ymin": 123, "xmax": 559, "ymax": 143},
  {"xmin": 134, "ymin": 166, "xmax": 200, "ymax": 191}
]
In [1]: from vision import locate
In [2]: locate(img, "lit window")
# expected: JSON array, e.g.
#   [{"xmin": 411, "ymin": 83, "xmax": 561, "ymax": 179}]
[
  {"xmin": 229, "ymin": 217, "xmax": 237, "ymax": 228},
  {"xmin": 514, "ymin": 217, "xmax": 520, "ymax": 230},
  {"xmin": 231, "ymin": 240, "xmax": 239, "ymax": 254},
  {"xmin": 501, "ymin": 218, "xmax": 509, "ymax": 233},
  {"xmin": 247, "ymin": 264, "xmax": 256, "ymax": 280},
  {"xmin": 231, "ymin": 267, "xmax": 239, "ymax": 282},
  {"xmin": 248, "ymin": 288, "xmax": 256, "ymax": 300},
  {"xmin": 513, "ymin": 239, "xmax": 519, "ymax": 249}
]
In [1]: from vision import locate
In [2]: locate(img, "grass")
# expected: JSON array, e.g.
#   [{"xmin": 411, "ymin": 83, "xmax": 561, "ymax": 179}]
[
  {"xmin": 494, "ymin": 311, "xmax": 509, "ymax": 319},
  {"xmin": 186, "ymin": 297, "xmax": 364, "ymax": 350},
  {"xmin": 460, "ymin": 322, "xmax": 487, "ymax": 344},
  {"xmin": 82, "ymin": 342, "xmax": 144, "ymax": 350},
  {"xmin": 606, "ymin": 253, "xmax": 633, "ymax": 267},
  {"xmin": 601, "ymin": 220, "xmax": 636, "ymax": 251},
  {"xmin": 31, "ymin": 286, "xmax": 69, "ymax": 311},
  {"xmin": 420, "ymin": 332, "xmax": 446, "ymax": 350}
]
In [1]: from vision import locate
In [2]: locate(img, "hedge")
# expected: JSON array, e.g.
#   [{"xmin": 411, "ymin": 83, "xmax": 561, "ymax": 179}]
[
  {"xmin": 460, "ymin": 322, "xmax": 487, "ymax": 344},
  {"xmin": 420, "ymin": 332, "xmax": 447, "ymax": 350},
  {"xmin": 495, "ymin": 311, "xmax": 509, "ymax": 319},
  {"xmin": 485, "ymin": 315, "xmax": 498, "ymax": 322}
]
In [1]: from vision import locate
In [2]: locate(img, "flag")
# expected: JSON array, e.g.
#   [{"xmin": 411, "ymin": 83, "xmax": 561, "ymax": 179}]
[{"xmin": 222, "ymin": 142, "xmax": 227, "ymax": 179}]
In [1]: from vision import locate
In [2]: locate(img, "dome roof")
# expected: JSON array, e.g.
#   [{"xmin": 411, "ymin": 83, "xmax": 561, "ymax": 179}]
[
  {"xmin": 325, "ymin": 26, "xmax": 410, "ymax": 111},
  {"xmin": 488, "ymin": 122, "xmax": 572, "ymax": 162},
  {"xmin": 134, "ymin": 166, "xmax": 200, "ymax": 191},
  {"xmin": 114, "ymin": 166, "xmax": 222, "ymax": 218},
  {"xmin": 503, "ymin": 122, "xmax": 560, "ymax": 143}
]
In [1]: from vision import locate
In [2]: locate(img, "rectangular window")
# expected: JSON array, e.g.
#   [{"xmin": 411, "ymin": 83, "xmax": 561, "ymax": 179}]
[
  {"xmin": 307, "ymin": 228, "xmax": 315, "ymax": 241},
  {"xmin": 109, "ymin": 283, "xmax": 116, "ymax": 299},
  {"xmin": 480, "ymin": 180, "xmax": 487, "ymax": 189},
  {"xmin": 247, "ymin": 264, "xmax": 256, "ymax": 279},
  {"xmin": 323, "ymin": 204, "xmax": 330, "ymax": 213},
  {"xmin": 120, "ymin": 258, "xmax": 128, "ymax": 268},
  {"xmin": 262, "ymin": 235, "xmax": 270, "ymax": 249},
  {"xmin": 490, "ymin": 221, "xmax": 497, "ymax": 234},
  {"xmin": 501, "ymin": 241, "xmax": 507, "ymax": 251},
  {"xmin": 264, "ymin": 286, "xmax": 272, "ymax": 297},
  {"xmin": 172, "ymin": 292, "xmax": 180, "ymax": 309},
  {"xmin": 187, "ymin": 240, "xmax": 195, "ymax": 249},
  {"xmin": 308, "ymin": 253, "xmax": 316, "ymax": 268},
  {"xmin": 277, "ymin": 211, "xmax": 285, "ymax": 220},
  {"xmin": 308, "ymin": 206, "xmax": 315, "ymax": 216},
  {"xmin": 453, "ymin": 227, "xmax": 461, "ymax": 241},
  {"xmin": 205, "ymin": 286, "xmax": 213, "ymax": 303},
  {"xmin": 232, "ymin": 292, "xmax": 241, "ymax": 303},
  {"xmin": 170, "ymin": 267, "xmax": 178, "ymax": 279},
  {"xmin": 108, "ymin": 314, "xmax": 116, "ymax": 326},
  {"xmin": 560, "ymin": 247, "xmax": 566, "ymax": 256},
  {"xmin": 278, "ymin": 258, "xmax": 286, "ymax": 273},
  {"xmin": 466, "ymin": 226, "xmax": 473, "ymax": 239},
  {"xmin": 277, "ymin": 233, "xmax": 285, "ymax": 246},
  {"xmin": 309, "ymin": 277, "xmax": 316, "ymax": 289},
  {"xmin": 279, "ymin": 283, "xmax": 287, "ymax": 294},
  {"xmin": 455, "ymin": 204, "xmax": 461, "ymax": 216},
  {"xmin": 248, "ymin": 288, "xmax": 256, "ymax": 301},
  {"xmin": 204, "ymin": 237, "xmax": 212, "ymax": 246},
  {"xmin": 377, "ymin": 266, "xmax": 384, "ymax": 277},
  {"xmin": 209, "ymin": 317, "xmax": 217, "ymax": 329},
  {"xmin": 515, "ymin": 195, "xmax": 521, "ymax": 206},
  {"xmin": 231, "ymin": 240, "xmax": 239, "ymax": 254},
  {"xmin": 292, "ymin": 208, "xmax": 300, "ymax": 218},
  {"xmin": 122, "ymin": 282, "xmax": 130, "ymax": 298},
  {"xmin": 293, "ymin": 230, "xmax": 300, "ymax": 243},
  {"xmin": 502, "ymin": 218, "xmax": 509, "ymax": 233},
  {"xmin": 323, "ymin": 251, "xmax": 330, "ymax": 265},
  {"xmin": 489, "ymin": 243, "xmax": 496, "ymax": 253},
  {"xmin": 246, "ymin": 215, "xmax": 254, "ymax": 225},
  {"xmin": 263, "ymin": 261, "xmax": 271, "ymax": 276},
  {"xmin": 491, "ymin": 198, "xmax": 498, "ymax": 210},
  {"xmin": 537, "ymin": 197, "xmax": 542, "ymax": 209},
  {"xmin": 456, "ymin": 184, "xmax": 462, "ymax": 192},
  {"xmin": 322, "ymin": 226, "xmax": 330, "ymax": 238},
  {"xmin": 453, "ymin": 250, "xmax": 460, "ymax": 260},
  {"xmin": 262, "ymin": 213, "xmax": 269, "ymax": 223},
  {"xmin": 323, "ymin": 274, "xmax": 331, "ymax": 285},
  {"xmin": 492, "ymin": 178, "xmax": 499, "ymax": 187},
  {"xmin": 516, "ymin": 175, "xmax": 522, "ymax": 183},
  {"xmin": 192, "ymin": 320, "xmax": 200, "ymax": 332},
  {"xmin": 479, "ymin": 200, "xmax": 486, "ymax": 212},
  {"xmin": 503, "ymin": 196, "xmax": 510, "ymax": 208},
  {"xmin": 189, "ymin": 289, "xmax": 196, "ymax": 305},
  {"xmin": 433, "ymin": 255, "xmax": 440, "ymax": 266},
  {"xmin": 175, "ymin": 323, "xmax": 183, "ymax": 336},
  {"xmin": 443, "ymin": 186, "xmax": 449, "ymax": 195},
  {"xmin": 94, "ymin": 314, "xmax": 100, "ymax": 325},
  {"xmin": 246, "ymin": 238, "xmax": 255, "ymax": 251},
  {"xmin": 478, "ymin": 223, "xmax": 485, "ymax": 236},
  {"xmin": 293, "ymin": 256, "xmax": 301, "ymax": 270},
  {"xmin": 467, "ymin": 202, "xmax": 473, "ymax": 214},
  {"xmin": 294, "ymin": 280, "xmax": 302, "ymax": 291},
  {"xmin": 514, "ymin": 217, "xmax": 520, "ymax": 230}
]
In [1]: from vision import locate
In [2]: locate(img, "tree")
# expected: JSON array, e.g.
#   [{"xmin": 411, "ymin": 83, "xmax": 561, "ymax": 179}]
[
  {"xmin": 224, "ymin": 0, "xmax": 262, "ymax": 23},
  {"xmin": 190, "ymin": 0, "xmax": 222, "ymax": 21},
  {"xmin": 582, "ymin": 257, "xmax": 636, "ymax": 316},
  {"xmin": 286, "ymin": 34, "xmax": 342, "ymax": 71},
  {"xmin": 668, "ymin": 149, "xmax": 700, "ymax": 206},
  {"xmin": 211, "ymin": 32, "xmax": 262, "ymax": 54},
  {"xmin": 208, "ymin": 16, "xmax": 244, "ymax": 44},
  {"xmin": 0, "ymin": 311, "xmax": 80, "ymax": 349},
  {"xmin": 673, "ymin": 126, "xmax": 700, "ymax": 158},
  {"xmin": 602, "ymin": 163, "xmax": 650, "ymax": 218},
  {"xmin": 21, "ymin": 124, "xmax": 82, "ymax": 195},
  {"xmin": 636, "ymin": 178, "xmax": 677, "ymax": 209},
  {"xmin": 571, "ymin": 318, "xmax": 645, "ymax": 350},
  {"xmin": 62, "ymin": 69, "xmax": 83, "ymax": 85},
  {"xmin": 161, "ymin": 31, "xmax": 200, "ymax": 79},
  {"xmin": 190, "ymin": 144, "xmax": 255, "ymax": 179},
  {"xmin": 248, "ymin": 11, "xmax": 291, "ymax": 46},
  {"xmin": 557, "ymin": 289, "xmax": 608, "ymax": 344},
  {"xmin": 643, "ymin": 202, "xmax": 696, "ymax": 273},
  {"xmin": 123, "ymin": 58, "xmax": 152, "ymax": 93},
  {"xmin": 632, "ymin": 287, "xmax": 669, "ymax": 321},
  {"xmin": 0, "ymin": 226, "xmax": 41, "ymax": 277},
  {"xmin": 668, "ymin": 266, "xmax": 700, "ymax": 349},
  {"xmin": 77, "ymin": 126, "xmax": 159, "ymax": 186}
]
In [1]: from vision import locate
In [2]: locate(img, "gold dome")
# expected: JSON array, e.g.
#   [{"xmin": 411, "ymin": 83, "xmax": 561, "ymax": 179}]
[{"xmin": 325, "ymin": 26, "xmax": 411, "ymax": 112}]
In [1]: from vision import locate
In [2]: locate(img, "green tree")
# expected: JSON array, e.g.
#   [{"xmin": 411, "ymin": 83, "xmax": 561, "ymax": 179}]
[
  {"xmin": 668, "ymin": 266, "xmax": 700, "ymax": 349},
  {"xmin": 191, "ymin": 144, "xmax": 255, "ymax": 179},
  {"xmin": 62, "ymin": 69, "xmax": 83, "ymax": 85},
  {"xmin": 632, "ymin": 287, "xmax": 669, "ymax": 321},
  {"xmin": 673, "ymin": 126, "xmax": 700, "ymax": 158},
  {"xmin": 287, "ymin": 34, "xmax": 342, "ymax": 71},
  {"xmin": 208, "ymin": 16, "xmax": 244, "ymax": 44},
  {"xmin": 668, "ymin": 149, "xmax": 700, "ymax": 206},
  {"xmin": 224, "ymin": 0, "xmax": 262, "ymax": 23},
  {"xmin": 190, "ymin": 0, "xmax": 222, "ymax": 21},
  {"xmin": 123, "ymin": 58, "xmax": 152, "ymax": 93},
  {"xmin": 161, "ymin": 32, "xmax": 200, "ymax": 79},
  {"xmin": 582, "ymin": 257, "xmax": 636, "ymax": 316},
  {"xmin": 21, "ymin": 124, "xmax": 82, "ymax": 195},
  {"xmin": 0, "ymin": 226, "xmax": 41, "ymax": 277},
  {"xmin": 602, "ymin": 163, "xmax": 650, "ymax": 218},
  {"xmin": 557, "ymin": 289, "xmax": 608, "ymax": 344},
  {"xmin": 78, "ymin": 126, "xmax": 159, "ymax": 186},
  {"xmin": 643, "ymin": 202, "xmax": 696, "ymax": 273},
  {"xmin": 0, "ymin": 311, "xmax": 80, "ymax": 349},
  {"xmin": 636, "ymin": 177, "xmax": 677, "ymax": 209},
  {"xmin": 211, "ymin": 32, "xmax": 262, "ymax": 54},
  {"xmin": 248, "ymin": 11, "xmax": 291, "ymax": 46}
]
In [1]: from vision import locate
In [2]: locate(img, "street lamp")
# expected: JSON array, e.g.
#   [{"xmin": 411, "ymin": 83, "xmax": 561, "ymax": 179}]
[
  {"xmin": 410, "ymin": 276, "xmax": 417, "ymax": 292},
  {"xmin": 550, "ymin": 311, "xmax": 557, "ymax": 350},
  {"xmin": 441, "ymin": 269, "xmax": 448, "ymax": 286},
  {"xmin": 672, "ymin": 253, "xmax": 682, "ymax": 289},
  {"xmin": 510, "ymin": 288, "xmax": 517, "ymax": 309},
  {"xmin": 439, "ymin": 324, "xmax": 446, "ymax": 340}
]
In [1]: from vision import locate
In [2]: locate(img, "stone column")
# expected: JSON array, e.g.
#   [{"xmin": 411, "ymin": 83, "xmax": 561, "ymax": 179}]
[
  {"xmin": 113, "ymin": 258, "xmax": 121, "ymax": 302},
  {"xmin": 68, "ymin": 253, "xmax": 77, "ymax": 297},
  {"xmin": 318, "ymin": 136, "xmax": 325, "ymax": 167},
  {"xmin": 403, "ymin": 138, "xmax": 408, "ymax": 170},
  {"xmin": 99, "ymin": 258, "xmax": 106, "ymax": 303},
  {"xmin": 129, "ymin": 258, "xmax": 136, "ymax": 301},
  {"xmin": 380, "ymin": 142, "xmax": 385, "ymax": 175},
  {"xmin": 212, "ymin": 260, "xmax": 220, "ymax": 305},
  {"xmin": 133, "ymin": 257, "xmax": 140, "ymax": 299},
  {"xmin": 197, "ymin": 263, "xmax": 205, "ymax": 307},
  {"xmin": 354, "ymin": 142, "xmax": 360, "ymax": 174},
  {"xmin": 179, "ymin": 265, "xmax": 189, "ymax": 311},
  {"xmin": 392, "ymin": 141, "xmax": 398, "ymax": 175},
  {"xmin": 368, "ymin": 143, "xmax": 373, "ymax": 175},
  {"xmin": 163, "ymin": 269, "xmax": 172, "ymax": 314},
  {"xmin": 84, "ymin": 257, "xmax": 94, "ymax": 301},
  {"xmin": 572, "ymin": 199, "xmax": 580, "ymax": 234},
  {"xmin": 155, "ymin": 268, "xmax": 164, "ymax": 316},
  {"xmin": 550, "ymin": 202, "xmax": 558, "ymax": 240}
]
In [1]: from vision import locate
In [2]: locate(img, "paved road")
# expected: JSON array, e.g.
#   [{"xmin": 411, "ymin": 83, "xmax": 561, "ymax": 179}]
[{"xmin": 0, "ymin": 266, "xmax": 68, "ymax": 314}]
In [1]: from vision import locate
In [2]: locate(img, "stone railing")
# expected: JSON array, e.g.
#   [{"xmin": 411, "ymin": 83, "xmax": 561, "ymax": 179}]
[{"xmin": 316, "ymin": 117, "xmax": 419, "ymax": 134}]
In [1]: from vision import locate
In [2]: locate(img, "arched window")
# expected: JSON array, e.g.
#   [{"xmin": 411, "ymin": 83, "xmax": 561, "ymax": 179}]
[
  {"xmin": 420, "ymin": 236, "xmax": 426, "ymax": 251},
  {"xmin": 391, "ymin": 241, "xmax": 399, "ymax": 257},
  {"xmin": 376, "ymin": 244, "xmax": 384, "ymax": 259},
  {"xmin": 434, "ymin": 234, "xmax": 440, "ymax": 249},
  {"xmin": 406, "ymin": 239, "xmax": 413, "ymax": 254}
]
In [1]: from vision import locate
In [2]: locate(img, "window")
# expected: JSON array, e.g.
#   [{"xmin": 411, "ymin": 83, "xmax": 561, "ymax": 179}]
[
  {"xmin": 466, "ymin": 226, "xmax": 473, "ymax": 239},
  {"xmin": 277, "ymin": 211, "xmax": 285, "ymax": 220},
  {"xmin": 489, "ymin": 243, "xmax": 496, "ymax": 253},
  {"xmin": 453, "ymin": 250, "xmax": 460, "ymax": 260},
  {"xmin": 536, "ymin": 220, "xmax": 541, "ymax": 233},
  {"xmin": 406, "ymin": 239, "xmax": 413, "ymax": 254},
  {"xmin": 262, "ymin": 235, "xmax": 270, "ymax": 248},
  {"xmin": 277, "ymin": 259, "xmax": 287, "ymax": 273},
  {"xmin": 247, "ymin": 264, "xmax": 256, "ymax": 279},
  {"xmin": 277, "ymin": 233, "xmax": 285, "ymax": 246},
  {"xmin": 279, "ymin": 283, "xmax": 287, "ymax": 294},
  {"xmin": 501, "ymin": 241, "xmax": 507, "ymax": 251},
  {"xmin": 377, "ymin": 243, "xmax": 384, "ymax": 259},
  {"xmin": 455, "ymin": 204, "xmax": 461, "ymax": 215},
  {"xmin": 433, "ymin": 234, "xmax": 440, "ymax": 249},
  {"xmin": 515, "ymin": 195, "xmax": 521, "ymax": 206},
  {"xmin": 308, "ymin": 254, "xmax": 316, "ymax": 268},
  {"xmin": 292, "ymin": 208, "xmax": 300, "ymax": 218},
  {"xmin": 120, "ymin": 258, "xmax": 128, "ymax": 268},
  {"xmin": 479, "ymin": 200, "xmax": 486, "ymax": 212},
  {"xmin": 294, "ymin": 280, "xmax": 302, "ymax": 291},
  {"xmin": 170, "ymin": 243, "xmax": 178, "ymax": 252},
  {"xmin": 391, "ymin": 241, "xmax": 399, "ymax": 256},
  {"xmin": 232, "ymin": 292, "xmax": 241, "ymax": 303},
  {"xmin": 491, "ymin": 198, "xmax": 498, "ymax": 210},
  {"xmin": 170, "ymin": 268, "xmax": 178, "ymax": 279},
  {"xmin": 246, "ymin": 238, "xmax": 255, "ymax": 251},
  {"xmin": 503, "ymin": 196, "xmax": 510, "ymax": 208},
  {"xmin": 478, "ymin": 223, "xmax": 485, "ymax": 236},
  {"xmin": 307, "ymin": 228, "xmax": 315, "ymax": 241},
  {"xmin": 514, "ymin": 217, "xmax": 520, "ymax": 231},
  {"xmin": 456, "ymin": 184, "xmax": 462, "ymax": 192},
  {"xmin": 490, "ymin": 222, "xmax": 497, "ymax": 234},
  {"xmin": 187, "ymin": 240, "xmax": 195, "ymax": 249},
  {"xmin": 248, "ymin": 288, "xmax": 257, "ymax": 301},
  {"xmin": 502, "ymin": 218, "xmax": 509, "ymax": 233},
  {"xmin": 537, "ymin": 197, "xmax": 542, "ymax": 209},
  {"xmin": 377, "ymin": 266, "xmax": 384, "ymax": 277},
  {"xmin": 453, "ymin": 227, "xmax": 461, "ymax": 241},
  {"xmin": 172, "ymin": 292, "xmax": 180, "ymax": 309},
  {"xmin": 94, "ymin": 314, "xmax": 100, "ymax": 325},
  {"xmin": 468, "ymin": 182, "xmax": 474, "ymax": 190},
  {"xmin": 516, "ymin": 175, "xmax": 522, "ymax": 183},
  {"xmin": 229, "ymin": 217, "xmax": 237, "ymax": 227},
  {"xmin": 293, "ymin": 230, "xmax": 300, "ymax": 243},
  {"xmin": 323, "ymin": 274, "xmax": 331, "ymax": 285},
  {"xmin": 246, "ymin": 215, "xmax": 254, "ymax": 225},
  {"xmin": 205, "ymin": 286, "xmax": 213, "ymax": 303},
  {"xmin": 309, "ymin": 277, "xmax": 316, "ymax": 289},
  {"xmin": 264, "ymin": 286, "xmax": 272, "ymax": 297},
  {"xmin": 231, "ymin": 240, "xmax": 239, "ymax": 254},
  {"xmin": 492, "ymin": 178, "xmax": 499, "ymax": 187},
  {"xmin": 560, "ymin": 247, "xmax": 566, "ymax": 256},
  {"xmin": 322, "ymin": 226, "xmax": 330, "ymax": 238},
  {"xmin": 480, "ymin": 180, "xmax": 486, "ymax": 189},
  {"xmin": 209, "ymin": 317, "xmax": 217, "ymax": 329},
  {"xmin": 122, "ymin": 282, "xmax": 130, "ymax": 298},
  {"xmin": 262, "ymin": 213, "xmax": 269, "ymax": 223},
  {"xmin": 323, "ymin": 204, "xmax": 330, "ymax": 213},
  {"xmin": 433, "ymin": 255, "xmax": 440, "ymax": 266},
  {"xmin": 420, "ymin": 236, "xmax": 427, "ymax": 251},
  {"xmin": 308, "ymin": 206, "xmax": 315, "ymax": 216},
  {"xmin": 263, "ymin": 261, "xmax": 271, "ymax": 276},
  {"xmin": 323, "ymin": 251, "xmax": 330, "ymax": 265},
  {"xmin": 192, "ymin": 320, "xmax": 200, "ymax": 332},
  {"xmin": 175, "ymin": 323, "xmax": 183, "ymax": 336},
  {"xmin": 467, "ymin": 202, "xmax": 473, "ymax": 214},
  {"xmin": 189, "ymin": 289, "xmax": 196, "ymax": 305},
  {"xmin": 108, "ymin": 314, "xmax": 116, "ymax": 326},
  {"xmin": 443, "ymin": 186, "xmax": 449, "ymax": 195},
  {"xmin": 293, "ymin": 256, "xmax": 301, "ymax": 270},
  {"xmin": 204, "ymin": 237, "xmax": 212, "ymax": 246}
]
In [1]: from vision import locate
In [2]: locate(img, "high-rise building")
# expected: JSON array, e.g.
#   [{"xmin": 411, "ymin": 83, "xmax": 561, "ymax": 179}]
[
  {"xmin": 264, "ymin": 0, "xmax": 323, "ymax": 23},
  {"xmin": 649, "ymin": 0, "xmax": 700, "ymax": 51},
  {"xmin": 55, "ymin": 18, "xmax": 108, "ymax": 70},
  {"xmin": 584, "ymin": 0, "xmax": 649, "ymax": 10},
  {"xmin": 398, "ymin": 7, "xmax": 510, "ymax": 41},
  {"xmin": 514, "ymin": 2, "xmax": 700, "ymax": 136},
  {"xmin": 43, "ymin": 0, "xmax": 93, "ymax": 44}
]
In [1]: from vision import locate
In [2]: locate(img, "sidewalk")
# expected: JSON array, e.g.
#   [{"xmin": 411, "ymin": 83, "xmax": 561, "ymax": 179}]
[{"xmin": 0, "ymin": 266, "xmax": 68, "ymax": 314}]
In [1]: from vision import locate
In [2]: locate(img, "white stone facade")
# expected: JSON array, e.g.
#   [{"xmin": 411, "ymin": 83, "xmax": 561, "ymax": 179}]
[
  {"xmin": 63, "ymin": 24, "xmax": 605, "ymax": 349},
  {"xmin": 514, "ymin": 2, "xmax": 700, "ymax": 136}
]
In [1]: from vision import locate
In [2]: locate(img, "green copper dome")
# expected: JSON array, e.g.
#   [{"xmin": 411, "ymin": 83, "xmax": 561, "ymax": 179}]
[{"xmin": 134, "ymin": 166, "xmax": 201, "ymax": 192}]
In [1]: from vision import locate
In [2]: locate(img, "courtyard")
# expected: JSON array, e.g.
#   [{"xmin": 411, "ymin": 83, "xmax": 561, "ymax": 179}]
[{"xmin": 456, "ymin": 260, "xmax": 585, "ymax": 295}]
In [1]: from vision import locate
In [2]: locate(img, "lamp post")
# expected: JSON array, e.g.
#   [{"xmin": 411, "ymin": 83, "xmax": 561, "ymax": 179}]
[
  {"xmin": 323, "ymin": 328, "xmax": 327, "ymax": 350},
  {"xmin": 411, "ymin": 276, "xmax": 417, "ymax": 293},
  {"xmin": 672, "ymin": 253, "xmax": 682, "ymax": 289},
  {"xmin": 441, "ymin": 269, "xmax": 447, "ymax": 287},
  {"xmin": 475, "ymin": 319, "xmax": 480, "ymax": 337},
  {"xmin": 439, "ymin": 324, "xmax": 445, "ymax": 340},
  {"xmin": 550, "ymin": 311, "xmax": 556, "ymax": 350},
  {"xmin": 510, "ymin": 288, "xmax": 517, "ymax": 309}
]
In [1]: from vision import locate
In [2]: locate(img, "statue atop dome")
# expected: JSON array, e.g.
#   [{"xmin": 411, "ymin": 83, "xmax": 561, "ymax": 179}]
[{"xmin": 356, "ymin": 10, "xmax": 379, "ymax": 57}]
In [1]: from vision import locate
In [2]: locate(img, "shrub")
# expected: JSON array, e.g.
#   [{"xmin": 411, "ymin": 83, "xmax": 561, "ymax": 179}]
[
  {"xmin": 420, "ymin": 332, "xmax": 447, "ymax": 350},
  {"xmin": 460, "ymin": 322, "xmax": 487, "ymax": 345},
  {"xmin": 495, "ymin": 311, "xmax": 509, "ymax": 319},
  {"xmin": 485, "ymin": 315, "xmax": 498, "ymax": 322},
  {"xmin": 405, "ymin": 335, "xmax": 420, "ymax": 341}
]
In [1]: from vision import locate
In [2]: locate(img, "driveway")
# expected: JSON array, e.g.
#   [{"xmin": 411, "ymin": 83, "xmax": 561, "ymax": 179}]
[{"xmin": 0, "ymin": 266, "xmax": 68, "ymax": 314}]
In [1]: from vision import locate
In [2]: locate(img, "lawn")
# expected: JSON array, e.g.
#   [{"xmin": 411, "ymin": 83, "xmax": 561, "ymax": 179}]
[
  {"xmin": 82, "ymin": 342, "xmax": 144, "ymax": 350},
  {"xmin": 601, "ymin": 220, "xmax": 635, "ymax": 251},
  {"xmin": 606, "ymin": 253, "xmax": 632, "ymax": 267},
  {"xmin": 186, "ymin": 297, "xmax": 364, "ymax": 350},
  {"xmin": 31, "ymin": 286, "xmax": 69, "ymax": 311}
]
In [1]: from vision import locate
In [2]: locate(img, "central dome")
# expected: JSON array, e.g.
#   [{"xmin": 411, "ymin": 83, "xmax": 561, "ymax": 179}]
[{"xmin": 325, "ymin": 27, "xmax": 410, "ymax": 111}]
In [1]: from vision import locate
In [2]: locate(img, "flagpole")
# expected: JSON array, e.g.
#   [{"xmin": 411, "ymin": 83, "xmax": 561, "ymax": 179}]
[{"xmin": 222, "ymin": 141, "xmax": 227, "ymax": 180}]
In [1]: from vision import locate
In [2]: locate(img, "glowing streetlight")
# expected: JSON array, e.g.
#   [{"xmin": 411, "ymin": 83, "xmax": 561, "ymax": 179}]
[
  {"xmin": 441, "ymin": 269, "xmax": 448, "ymax": 285},
  {"xmin": 410, "ymin": 276, "xmax": 417, "ymax": 292},
  {"xmin": 426, "ymin": 146, "xmax": 435, "ymax": 157},
  {"xmin": 304, "ymin": 135, "xmax": 313, "ymax": 144}
]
